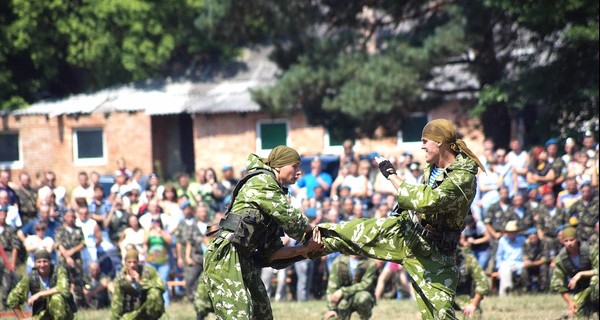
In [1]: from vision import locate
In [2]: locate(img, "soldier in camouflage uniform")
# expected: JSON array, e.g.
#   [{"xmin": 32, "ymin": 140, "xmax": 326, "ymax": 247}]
[
  {"xmin": 483, "ymin": 186, "xmax": 512, "ymax": 273},
  {"xmin": 521, "ymin": 227, "xmax": 550, "ymax": 292},
  {"xmin": 175, "ymin": 200, "xmax": 198, "ymax": 301},
  {"xmin": 506, "ymin": 192, "xmax": 535, "ymax": 231},
  {"xmin": 82, "ymin": 261, "xmax": 110, "ymax": 309},
  {"xmin": 453, "ymin": 248, "xmax": 490, "ymax": 319},
  {"xmin": 54, "ymin": 208, "xmax": 86, "ymax": 308},
  {"xmin": 324, "ymin": 255, "xmax": 377, "ymax": 320},
  {"xmin": 535, "ymin": 192, "xmax": 568, "ymax": 264},
  {"xmin": 196, "ymin": 146, "xmax": 323, "ymax": 320},
  {"xmin": 110, "ymin": 249, "xmax": 165, "ymax": 320},
  {"xmin": 551, "ymin": 227, "xmax": 599, "ymax": 319},
  {"xmin": 0, "ymin": 208, "xmax": 20, "ymax": 310},
  {"xmin": 7, "ymin": 249, "xmax": 76, "ymax": 320},
  {"xmin": 316, "ymin": 119, "xmax": 484, "ymax": 320},
  {"xmin": 568, "ymin": 182, "xmax": 599, "ymax": 242}
]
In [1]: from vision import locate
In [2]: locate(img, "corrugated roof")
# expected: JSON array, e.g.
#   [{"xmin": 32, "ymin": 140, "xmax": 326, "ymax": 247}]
[{"xmin": 12, "ymin": 47, "xmax": 278, "ymax": 117}]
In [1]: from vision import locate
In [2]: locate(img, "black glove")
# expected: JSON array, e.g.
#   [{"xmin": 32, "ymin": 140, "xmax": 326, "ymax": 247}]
[{"xmin": 378, "ymin": 160, "xmax": 397, "ymax": 179}]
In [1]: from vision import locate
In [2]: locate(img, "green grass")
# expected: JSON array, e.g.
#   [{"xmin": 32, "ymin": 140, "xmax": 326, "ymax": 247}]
[{"xmin": 2, "ymin": 294, "xmax": 569, "ymax": 320}]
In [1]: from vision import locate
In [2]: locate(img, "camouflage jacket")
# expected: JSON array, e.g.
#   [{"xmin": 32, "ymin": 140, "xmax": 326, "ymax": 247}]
[
  {"xmin": 568, "ymin": 196, "xmax": 599, "ymax": 242},
  {"xmin": 523, "ymin": 239, "xmax": 549, "ymax": 264},
  {"xmin": 54, "ymin": 224, "xmax": 85, "ymax": 262},
  {"xmin": 175, "ymin": 218, "xmax": 195, "ymax": 248},
  {"xmin": 506, "ymin": 207, "xmax": 535, "ymax": 230},
  {"xmin": 397, "ymin": 153, "xmax": 478, "ymax": 231},
  {"xmin": 188, "ymin": 219, "xmax": 208, "ymax": 263},
  {"xmin": 484, "ymin": 201, "xmax": 513, "ymax": 232},
  {"xmin": 110, "ymin": 264, "xmax": 165, "ymax": 320},
  {"xmin": 0, "ymin": 225, "xmax": 20, "ymax": 267},
  {"xmin": 536, "ymin": 205, "xmax": 570, "ymax": 238},
  {"xmin": 550, "ymin": 242, "xmax": 599, "ymax": 294},
  {"xmin": 6, "ymin": 265, "xmax": 71, "ymax": 312},
  {"xmin": 326, "ymin": 255, "xmax": 377, "ymax": 311},
  {"xmin": 455, "ymin": 251, "xmax": 490, "ymax": 297},
  {"xmin": 105, "ymin": 210, "xmax": 130, "ymax": 244},
  {"xmin": 222, "ymin": 153, "xmax": 309, "ymax": 258}
]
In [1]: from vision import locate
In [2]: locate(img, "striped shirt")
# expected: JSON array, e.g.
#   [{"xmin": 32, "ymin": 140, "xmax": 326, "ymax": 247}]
[{"xmin": 428, "ymin": 166, "xmax": 443, "ymax": 186}]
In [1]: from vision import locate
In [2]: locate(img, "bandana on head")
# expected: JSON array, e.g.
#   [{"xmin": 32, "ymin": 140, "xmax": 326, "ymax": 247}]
[
  {"xmin": 422, "ymin": 119, "xmax": 486, "ymax": 172},
  {"xmin": 34, "ymin": 249, "xmax": 51, "ymax": 261},
  {"xmin": 125, "ymin": 249, "xmax": 139, "ymax": 261},
  {"xmin": 562, "ymin": 227, "xmax": 577, "ymax": 239},
  {"xmin": 261, "ymin": 146, "xmax": 301, "ymax": 168}
]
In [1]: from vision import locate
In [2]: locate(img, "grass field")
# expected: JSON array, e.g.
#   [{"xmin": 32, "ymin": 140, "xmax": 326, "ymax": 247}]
[{"xmin": 3, "ymin": 294, "xmax": 570, "ymax": 319}]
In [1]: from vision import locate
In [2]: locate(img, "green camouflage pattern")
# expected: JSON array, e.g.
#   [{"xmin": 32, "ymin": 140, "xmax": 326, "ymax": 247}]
[
  {"xmin": 536, "ymin": 205, "xmax": 570, "ymax": 238},
  {"xmin": 6, "ymin": 266, "xmax": 74, "ymax": 320},
  {"xmin": 54, "ymin": 224, "xmax": 86, "ymax": 306},
  {"xmin": 568, "ymin": 196, "xmax": 599, "ymax": 242},
  {"xmin": 196, "ymin": 153, "xmax": 309, "ymax": 319},
  {"xmin": 326, "ymin": 255, "xmax": 377, "ymax": 320},
  {"xmin": 1, "ymin": 225, "xmax": 20, "ymax": 309},
  {"xmin": 110, "ymin": 264, "xmax": 165, "ymax": 320},
  {"xmin": 453, "ymin": 250, "xmax": 489, "ymax": 319},
  {"xmin": 550, "ymin": 242, "xmax": 599, "ymax": 318},
  {"xmin": 318, "ymin": 153, "xmax": 478, "ymax": 320},
  {"xmin": 483, "ymin": 202, "xmax": 512, "ymax": 232}
]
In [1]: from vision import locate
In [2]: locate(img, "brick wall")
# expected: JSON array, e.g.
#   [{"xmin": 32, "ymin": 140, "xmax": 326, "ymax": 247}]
[{"xmin": 2, "ymin": 111, "xmax": 153, "ymax": 192}]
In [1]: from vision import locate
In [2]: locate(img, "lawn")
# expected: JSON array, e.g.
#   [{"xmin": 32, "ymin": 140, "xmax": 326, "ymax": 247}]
[{"xmin": 3, "ymin": 294, "xmax": 569, "ymax": 319}]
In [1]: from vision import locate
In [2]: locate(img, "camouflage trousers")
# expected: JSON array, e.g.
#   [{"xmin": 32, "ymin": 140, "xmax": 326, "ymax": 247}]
[
  {"xmin": 33, "ymin": 294, "xmax": 75, "ymax": 320},
  {"xmin": 318, "ymin": 216, "xmax": 459, "ymax": 320},
  {"xmin": 120, "ymin": 288, "xmax": 165, "ymax": 320},
  {"xmin": 62, "ymin": 260, "xmax": 85, "ymax": 308},
  {"xmin": 332, "ymin": 290, "xmax": 375, "ymax": 320},
  {"xmin": 0, "ymin": 267, "xmax": 17, "ymax": 310},
  {"xmin": 197, "ymin": 236, "xmax": 272, "ymax": 320},
  {"xmin": 452, "ymin": 294, "xmax": 482, "ymax": 320},
  {"xmin": 571, "ymin": 274, "xmax": 599, "ymax": 318}
]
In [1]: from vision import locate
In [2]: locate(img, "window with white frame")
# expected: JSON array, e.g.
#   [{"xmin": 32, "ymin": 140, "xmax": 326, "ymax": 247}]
[
  {"xmin": 398, "ymin": 113, "xmax": 428, "ymax": 143},
  {"xmin": 257, "ymin": 120, "xmax": 288, "ymax": 153},
  {"xmin": 0, "ymin": 132, "xmax": 21, "ymax": 166},
  {"xmin": 73, "ymin": 128, "xmax": 105, "ymax": 165}
]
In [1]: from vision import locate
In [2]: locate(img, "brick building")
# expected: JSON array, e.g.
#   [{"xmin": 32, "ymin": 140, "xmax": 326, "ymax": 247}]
[{"xmin": 0, "ymin": 47, "xmax": 483, "ymax": 191}]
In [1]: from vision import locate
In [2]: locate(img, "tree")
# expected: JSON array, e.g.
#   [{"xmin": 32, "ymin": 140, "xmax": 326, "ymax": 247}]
[
  {"xmin": 207, "ymin": 0, "xmax": 598, "ymax": 146},
  {"xmin": 0, "ymin": 0, "xmax": 205, "ymax": 110}
]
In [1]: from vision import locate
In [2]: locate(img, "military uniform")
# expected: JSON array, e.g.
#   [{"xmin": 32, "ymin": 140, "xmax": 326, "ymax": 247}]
[
  {"xmin": 483, "ymin": 201, "xmax": 512, "ymax": 272},
  {"xmin": 0, "ymin": 224, "xmax": 20, "ymax": 310},
  {"xmin": 568, "ymin": 196, "xmax": 599, "ymax": 242},
  {"xmin": 176, "ymin": 216, "xmax": 204, "ymax": 301},
  {"xmin": 453, "ymin": 251, "xmax": 490, "ymax": 318},
  {"xmin": 110, "ymin": 264, "xmax": 165, "ymax": 320},
  {"xmin": 550, "ymin": 242, "xmax": 599, "ymax": 318},
  {"xmin": 196, "ymin": 153, "xmax": 309, "ymax": 320},
  {"xmin": 15, "ymin": 185, "xmax": 38, "ymax": 226},
  {"xmin": 521, "ymin": 237, "xmax": 550, "ymax": 292},
  {"xmin": 54, "ymin": 224, "xmax": 86, "ymax": 307},
  {"xmin": 7, "ymin": 265, "xmax": 75, "ymax": 320},
  {"xmin": 535, "ymin": 204, "xmax": 568, "ymax": 262},
  {"xmin": 326, "ymin": 255, "xmax": 377, "ymax": 320},
  {"xmin": 318, "ymin": 153, "xmax": 478, "ymax": 320},
  {"xmin": 106, "ymin": 209, "xmax": 130, "ymax": 245},
  {"xmin": 506, "ymin": 206, "xmax": 535, "ymax": 231}
]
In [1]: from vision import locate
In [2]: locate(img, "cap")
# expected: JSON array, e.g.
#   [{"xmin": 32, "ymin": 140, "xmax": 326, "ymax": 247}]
[
  {"xmin": 545, "ymin": 138, "xmax": 559, "ymax": 147},
  {"xmin": 580, "ymin": 180, "xmax": 591, "ymax": 189},
  {"xmin": 563, "ymin": 227, "xmax": 577, "ymax": 239},
  {"xmin": 180, "ymin": 200, "xmax": 191, "ymax": 209},
  {"xmin": 222, "ymin": 165, "xmax": 233, "ymax": 171},
  {"xmin": 525, "ymin": 227, "xmax": 538, "ymax": 236},
  {"xmin": 367, "ymin": 152, "xmax": 379, "ymax": 161}
]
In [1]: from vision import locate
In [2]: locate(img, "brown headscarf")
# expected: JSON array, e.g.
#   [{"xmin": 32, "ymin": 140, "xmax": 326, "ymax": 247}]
[
  {"xmin": 422, "ymin": 119, "xmax": 486, "ymax": 172},
  {"xmin": 261, "ymin": 146, "xmax": 301, "ymax": 168}
]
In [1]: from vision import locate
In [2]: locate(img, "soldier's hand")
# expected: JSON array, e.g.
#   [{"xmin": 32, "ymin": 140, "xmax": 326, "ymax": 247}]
[
  {"xmin": 330, "ymin": 289, "xmax": 343, "ymax": 303},
  {"xmin": 27, "ymin": 293, "xmax": 40, "ymax": 306},
  {"xmin": 568, "ymin": 272, "xmax": 581, "ymax": 290},
  {"xmin": 375, "ymin": 157, "xmax": 397, "ymax": 179},
  {"xmin": 324, "ymin": 310, "xmax": 338, "ymax": 320},
  {"xmin": 66, "ymin": 256, "xmax": 75, "ymax": 267},
  {"xmin": 186, "ymin": 257, "xmax": 194, "ymax": 266},
  {"xmin": 463, "ymin": 303, "xmax": 477, "ymax": 317},
  {"xmin": 177, "ymin": 257, "xmax": 184, "ymax": 269}
]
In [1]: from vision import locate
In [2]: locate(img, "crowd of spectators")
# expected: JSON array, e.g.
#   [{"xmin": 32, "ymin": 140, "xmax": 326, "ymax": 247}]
[{"xmin": 0, "ymin": 134, "xmax": 598, "ymax": 315}]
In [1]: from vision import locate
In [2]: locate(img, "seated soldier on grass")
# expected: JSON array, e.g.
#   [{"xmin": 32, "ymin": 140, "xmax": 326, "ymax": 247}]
[
  {"xmin": 7, "ymin": 248, "xmax": 76, "ymax": 320},
  {"xmin": 324, "ymin": 254, "xmax": 378, "ymax": 320},
  {"xmin": 110, "ymin": 248, "xmax": 165, "ymax": 320}
]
